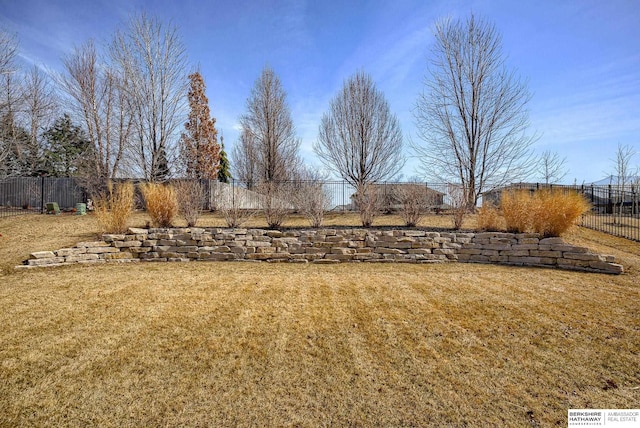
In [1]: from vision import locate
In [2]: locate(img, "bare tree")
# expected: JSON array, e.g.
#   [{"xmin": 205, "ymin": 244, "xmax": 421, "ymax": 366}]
[
  {"xmin": 59, "ymin": 40, "xmax": 130, "ymax": 182},
  {"xmin": 239, "ymin": 66, "xmax": 301, "ymax": 184},
  {"xmin": 21, "ymin": 65, "xmax": 57, "ymax": 172},
  {"xmin": 0, "ymin": 29, "xmax": 21, "ymax": 175},
  {"xmin": 610, "ymin": 143, "xmax": 636, "ymax": 222},
  {"xmin": 314, "ymin": 71, "xmax": 404, "ymax": 226},
  {"xmin": 537, "ymin": 150, "xmax": 568, "ymax": 184},
  {"xmin": 232, "ymin": 127, "xmax": 259, "ymax": 189},
  {"xmin": 109, "ymin": 13, "xmax": 189, "ymax": 181},
  {"xmin": 413, "ymin": 14, "xmax": 535, "ymax": 209}
]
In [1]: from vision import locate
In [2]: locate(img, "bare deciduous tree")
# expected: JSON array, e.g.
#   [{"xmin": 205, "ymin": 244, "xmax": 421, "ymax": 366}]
[
  {"xmin": 0, "ymin": 29, "xmax": 21, "ymax": 175},
  {"xmin": 59, "ymin": 40, "xmax": 130, "ymax": 182},
  {"xmin": 537, "ymin": 150, "xmax": 568, "ymax": 184},
  {"xmin": 414, "ymin": 14, "xmax": 535, "ymax": 209},
  {"xmin": 232, "ymin": 127, "xmax": 259, "ymax": 189},
  {"xmin": 22, "ymin": 65, "xmax": 57, "ymax": 172},
  {"xmin": 239, "ymin": 66, "xmax": 301, "ymax": 184},
  {"xmin": 610, "ymin": 143, "xmax": 636, "ymax": 222},
  {"xmin": 314, "ymin": 71, "xmax": 404, "ymax": 226},
  {"xmin": 110, "ymin": 13, "xmax": 189, "ymax": 181}
]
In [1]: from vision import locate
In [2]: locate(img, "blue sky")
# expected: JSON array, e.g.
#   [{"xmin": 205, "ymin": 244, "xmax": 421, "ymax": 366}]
[{"xmin": 1, "ymin": 0, "xmax": 639, "ymax": 183}]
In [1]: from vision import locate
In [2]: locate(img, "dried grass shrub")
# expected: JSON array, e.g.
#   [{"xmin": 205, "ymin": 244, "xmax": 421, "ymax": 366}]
[
  {"xmin": 476, "ymin": 203, "xmax": 502, "ymax": 231},
  {"xmin": 174, "ymin": 180, "xmax": 205, "ymax": 227},
  {"xmin": 501, "ymin": 190, "xmax": 533, "ymax": 233},
  {"xmin": 94, "ymin": 181, "xmax": 135, "ymax": 234},
  {"xmin": 139, "ymin": 182, "xmax": 178, "ymax": 228},
  {"xmin": 531, "ymin": 189, "xmax": 590, "ymax": 237},
  {"xmin": 501, "ymin": 189, "xmax": 590, "ymax": 236}
]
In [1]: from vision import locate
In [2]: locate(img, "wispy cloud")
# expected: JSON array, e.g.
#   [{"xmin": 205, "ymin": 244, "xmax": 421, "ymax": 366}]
[{"xmin": 532, "ymin": 56, "xmax": 640, "ymax": 147}]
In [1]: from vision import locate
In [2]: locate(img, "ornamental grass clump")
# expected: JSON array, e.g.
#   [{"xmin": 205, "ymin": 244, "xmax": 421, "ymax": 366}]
[
  {"xmin": 94, "ymin": 181, "xmax": 135, "ymax": 234},
  {"xmin": 476, "ymin": 203, "xmax": 502, "ymax": 231},
  {"xmin": 531, "ymin": 188, "xmax": 590, "ymax": 237},
  {"xmin": 140, "ymin": 182, "xmax": 179, "ymax": 228},
  {"xmin": 500, "ymin": 190, "xmax": 533, "ymax": 233},
  {"xmin": 501, "ymin": 188, "xmax": 590, "ymax": 237}
]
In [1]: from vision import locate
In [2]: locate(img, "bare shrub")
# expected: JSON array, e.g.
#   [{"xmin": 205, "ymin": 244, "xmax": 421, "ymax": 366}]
[
  {"xmin": 293, "ymin": 181, "xmax": 331, "ymax": 228},
  {"xmin": 354, "ymin": 184, "xmax": 381, "ymax": 227},
  {"xmin": 260, "ymin": 182, "xmax": 292, "ymax": 228},
  {"xmin": 448, "ymin": 184, "xmax": 468, "ymax": 230},
  {"xmin": 397, "ymin": 184, "xmax": 433, "ymax": 227},
  {"xmin": 476, "ymin": 203, "xmax": 502, "ymax": 231},
  {"xmin": 174, "ymin": 180, "xmax": 205, "ymax": 227},
  {"xmin": 139, "ymin": 182, "xmax": 178, "ymax": 228},
  {"xmin": 94, "ymin": 181, "xmax": 134, "ymax": 234},
  {"xmin": 213, "ymin": 182, "xmax": 254, "ymax": 228}
]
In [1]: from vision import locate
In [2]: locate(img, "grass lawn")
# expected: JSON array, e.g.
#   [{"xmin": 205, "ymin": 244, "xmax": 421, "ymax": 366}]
[{"xmin": 0, "ymin": 212, "xmax": 638, "ymax": 426}]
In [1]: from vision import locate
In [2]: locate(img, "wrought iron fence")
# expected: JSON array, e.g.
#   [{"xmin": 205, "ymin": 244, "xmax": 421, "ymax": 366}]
[
  {"xmin": 0, "ymin": 177, "xmax": 86, "ymax": 217},
  {"xmin": 2, "ymin": 177, "xmax": 638, "ymax": 242}
]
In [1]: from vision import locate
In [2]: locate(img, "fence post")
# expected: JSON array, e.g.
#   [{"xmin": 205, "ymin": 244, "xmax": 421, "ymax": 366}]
[{"xmin": 40, "ymin": 174, "xmax": 45, "ymax": 214}]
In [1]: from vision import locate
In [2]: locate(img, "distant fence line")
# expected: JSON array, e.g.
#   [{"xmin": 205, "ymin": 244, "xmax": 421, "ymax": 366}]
[{"xmin": 1, "ymin": 177, "xmax": 639, "ymax": 242}]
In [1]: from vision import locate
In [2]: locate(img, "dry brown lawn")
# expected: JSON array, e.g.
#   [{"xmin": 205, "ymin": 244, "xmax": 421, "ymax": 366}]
[{"xmin": 0, "ymin": 212, "xmax": 638, "ymax": 427}]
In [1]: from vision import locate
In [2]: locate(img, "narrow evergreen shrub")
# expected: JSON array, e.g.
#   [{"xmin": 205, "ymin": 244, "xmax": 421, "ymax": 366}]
[
  {"xmin": 140, "ymin": 182, "xmax": 178, "ymax": 228},
  {"xmin": 94, "ymin": 181, "xmax": 135, "ymax": 234}
]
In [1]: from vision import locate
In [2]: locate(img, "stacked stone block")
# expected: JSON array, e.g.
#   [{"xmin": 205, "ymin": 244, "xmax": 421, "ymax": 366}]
[{"xmin": 18, "ymin": 228, "xmax": 623, "ymax": 274}]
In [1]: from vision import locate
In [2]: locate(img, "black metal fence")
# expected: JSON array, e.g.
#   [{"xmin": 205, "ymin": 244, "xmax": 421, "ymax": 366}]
[
  {"xmin": 0, "ymin": 177, "xmax": 86, "ymax": 217},
  {"xmin": 2, "ymin": 177, "xmax": 639, "ymax": 242}
]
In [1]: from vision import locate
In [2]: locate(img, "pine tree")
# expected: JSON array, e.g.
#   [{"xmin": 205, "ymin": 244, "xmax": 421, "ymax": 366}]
[
  {"xmin": 42, "ymin": 114, "xmax": 92, "ymax": 177},
  {"xmin": 217, "ymin": 134, "xmax": 232, "ymax": 183},
  {"xmin": 153, "ymin": 146, "xmax": 171, "ymax": 182},
  {"xmin": 180, "ymin": 71, "xmax": 220, "ymax": 179}
]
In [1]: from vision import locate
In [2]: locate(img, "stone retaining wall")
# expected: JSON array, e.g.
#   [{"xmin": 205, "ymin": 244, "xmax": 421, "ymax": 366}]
[{"xmin": 18, "ymin": 227, "xmax": 623, "ymax": 274}]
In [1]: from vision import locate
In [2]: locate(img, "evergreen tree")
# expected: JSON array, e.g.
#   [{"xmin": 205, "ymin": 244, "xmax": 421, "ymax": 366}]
[
  {"xmin": 179, "ymin": 71, "xmax": 220, "ymax": 179},
  {"xmin": 153, "ymin": 146, "xmax": 171, "ymax": 182},
  {"xmin": 217, "ymin": 134, "xmax": 232, "ymax": 183},
  {"xmin": 42, "ymin": 114, "xmax": 92, "ymax": 177}
]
